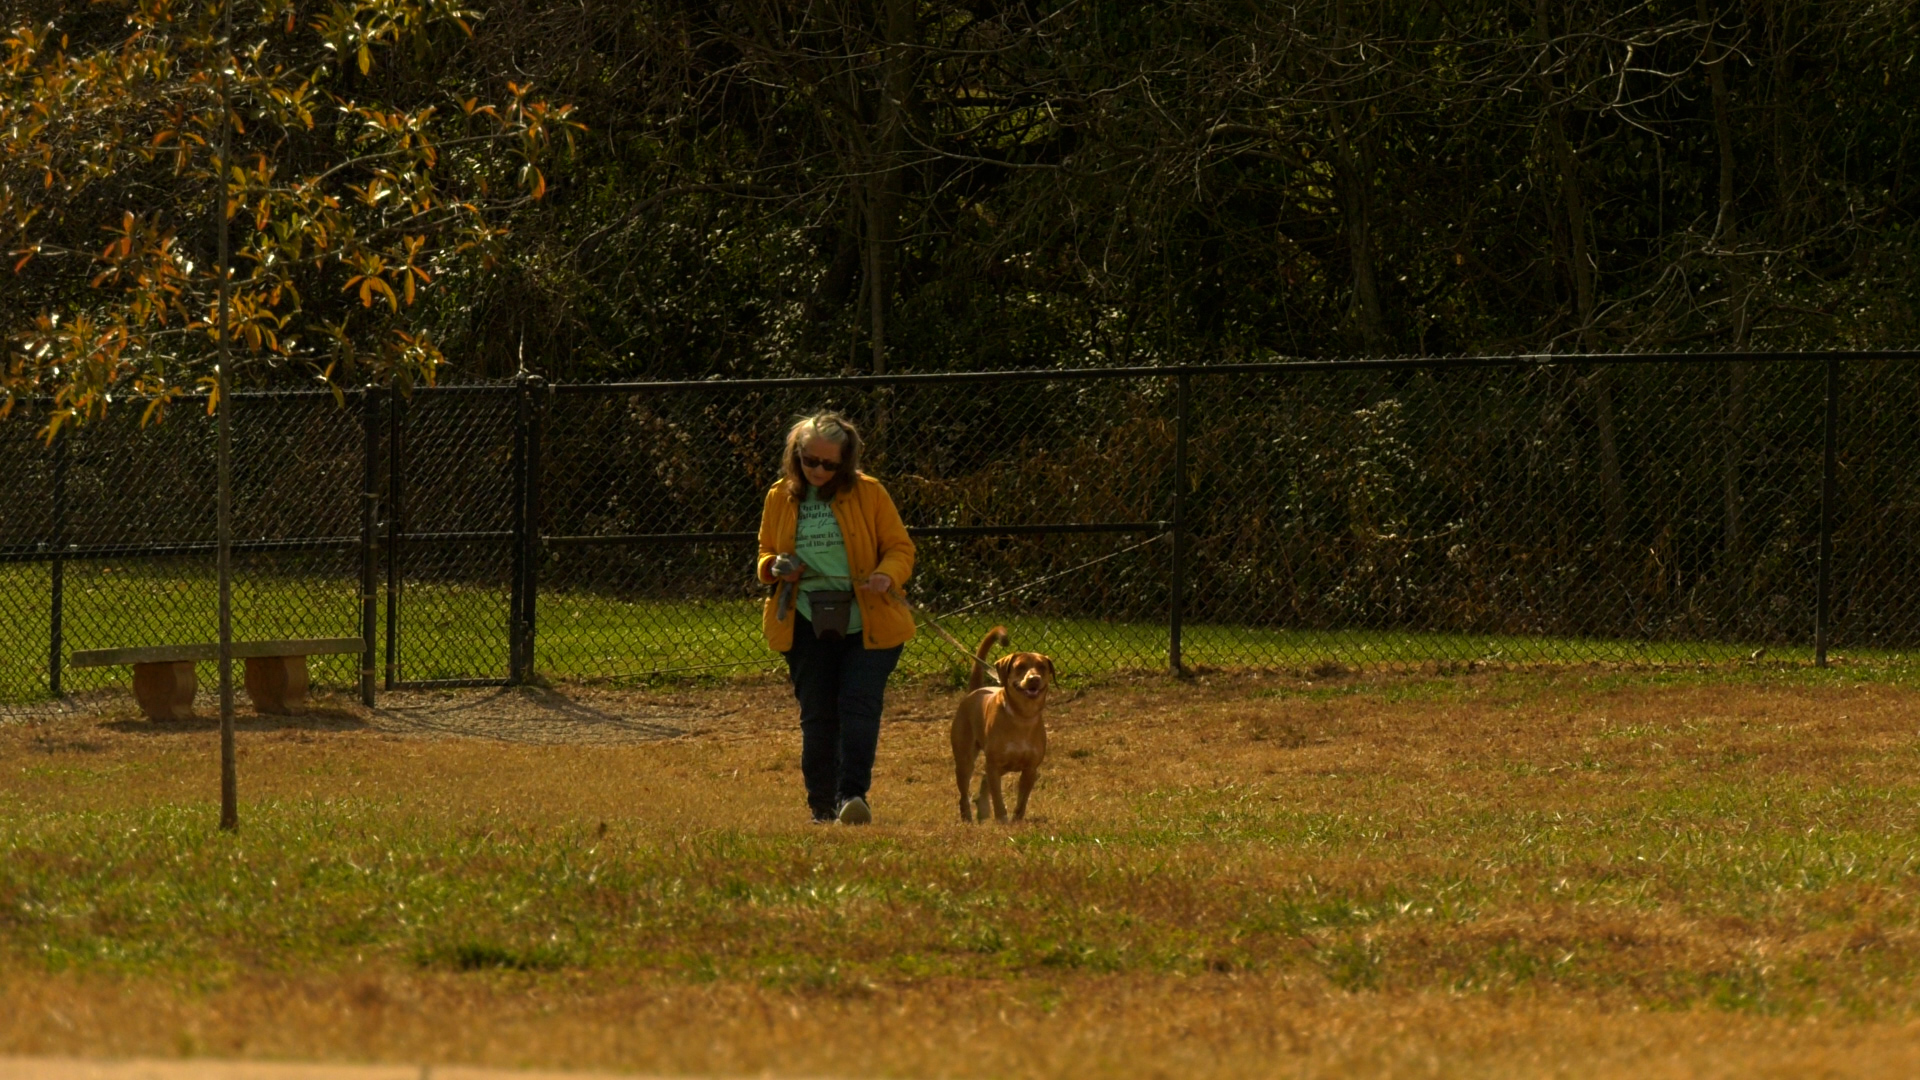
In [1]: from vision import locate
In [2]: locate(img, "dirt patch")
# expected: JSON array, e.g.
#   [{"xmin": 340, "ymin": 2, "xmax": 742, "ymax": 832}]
[
  {"xmin": 357, "ymin": 677, "xmax": 987, "ymax": 744},
  {"xmin": 365, "ymin": 685, "xmax": 715, "ymax": 744},
  {"xmin": 11, "ymin": 672, "xmax": 995, "ymax": 747}
]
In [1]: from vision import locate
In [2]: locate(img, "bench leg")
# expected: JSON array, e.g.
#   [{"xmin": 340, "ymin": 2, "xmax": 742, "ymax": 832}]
[
  {"xmin": 130, "ymin": 661, "xmax": 197, "ymax": 721},
  {"xmin": 244, "ymin": 655, "xmax": 310, "ymax": 715}
]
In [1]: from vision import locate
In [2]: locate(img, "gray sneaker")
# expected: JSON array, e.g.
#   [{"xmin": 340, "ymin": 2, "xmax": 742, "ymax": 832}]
[{"xmin": 835, "ymin": 797, "xmax": 872, "ymax": 825}]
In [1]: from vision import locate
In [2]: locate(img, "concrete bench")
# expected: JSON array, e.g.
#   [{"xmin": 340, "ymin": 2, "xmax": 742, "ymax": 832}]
[{"xmin": 69, "ymin": 638, "xmax": 366, "ymax": 720}]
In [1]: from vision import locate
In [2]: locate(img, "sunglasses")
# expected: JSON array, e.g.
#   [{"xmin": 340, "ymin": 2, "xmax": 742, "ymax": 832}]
[{"xmin": 800, "ymin": 453, "xmax": 843, "ymax": 473}]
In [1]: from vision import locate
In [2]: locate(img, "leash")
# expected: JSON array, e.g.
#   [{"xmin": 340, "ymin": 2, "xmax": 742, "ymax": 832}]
[
  {"xmin": 891, "ymin": 530, "xmax": 1173, "ymax": 684},
  {"xmin": 764, "ymin": 532, "xmax": 1170, "ymax": 685},
  {"xmin": 889, "ymin": 587, "xmax": 1004, "ymax": 685}
]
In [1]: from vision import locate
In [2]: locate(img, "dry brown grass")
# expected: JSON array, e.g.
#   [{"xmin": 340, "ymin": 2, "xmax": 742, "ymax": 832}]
[
  {"xmin": 17, "ymin": 969, "xmax": 1920, "ymax": 1079},
  {"xmin": 7, "ymin": 665, "xmax": 1920, "ymax": 1077}
]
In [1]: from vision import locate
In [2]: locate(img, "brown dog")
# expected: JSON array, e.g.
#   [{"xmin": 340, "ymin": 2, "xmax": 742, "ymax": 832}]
[{"xmin": 951, "ymin": 627, "xmax": 1056, "ymax": 823}]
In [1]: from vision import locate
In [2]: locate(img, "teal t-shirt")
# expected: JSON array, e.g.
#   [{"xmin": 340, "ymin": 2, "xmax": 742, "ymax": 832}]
[{"xmin": 794, "ymin": 486, "xmax": 862, "ymax": 634}]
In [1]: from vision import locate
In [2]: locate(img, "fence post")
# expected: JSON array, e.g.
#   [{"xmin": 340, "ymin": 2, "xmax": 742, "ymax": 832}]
[
  {"xmin": 48, "ymin": 428, "xmax": 68, "ymax": 699},
  {"xmin": 1816, "ymin": 356, "xmax": 1840, "ymax": 668},
  {"xmin": 1170, "ymin": 367, "xmax": 1189, "ymax": 676},
  {"xmin": 360, "ymin": 387, "xmax": 380, "ymax": 706},
  {"xmin": 385, "ymin": 388, "xmax": 404, "ymax": 689},
  {"xmin": 509, "ymin": 374, "xmax": 531, "ymax": 685},
  {"xmin": 521, "ymin": 377, "xmax": 545, "ymax": 681}
]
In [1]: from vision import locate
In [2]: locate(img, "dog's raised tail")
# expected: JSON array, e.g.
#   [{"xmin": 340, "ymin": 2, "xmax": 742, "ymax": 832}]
[{"xmin": 969, "ymin": 627, "xmax": 1010, "ymax": 691}]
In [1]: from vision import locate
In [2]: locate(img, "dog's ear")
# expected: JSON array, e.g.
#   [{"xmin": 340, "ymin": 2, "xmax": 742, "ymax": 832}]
[
  {"xmin": 995, "ymin": 654, "xmax": 1017, "ymax": 686},
  {"xmin": 1042, "ymin": 656, "xmax": 1057, "ymax": 688}
]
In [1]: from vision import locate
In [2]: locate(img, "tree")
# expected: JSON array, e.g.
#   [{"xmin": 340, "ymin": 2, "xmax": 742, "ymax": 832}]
[
  {"xmin": 1, "ymin": 0, "xmax": 577, "ymax": 828},
  {"xmin": 2, "ymin": 0, "xmax": 579, "ymax": 421}
]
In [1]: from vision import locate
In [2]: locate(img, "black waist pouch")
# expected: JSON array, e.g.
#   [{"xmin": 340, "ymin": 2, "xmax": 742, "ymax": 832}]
[{"xmin": 808, "ymin": 590, "xmax": 856, "ymax": 640}]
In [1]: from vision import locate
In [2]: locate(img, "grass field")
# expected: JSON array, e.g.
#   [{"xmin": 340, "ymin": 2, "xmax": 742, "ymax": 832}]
[
  {"xmin": 8, "ymin": 663, "xmax": 1920, "ymax": 1076},
  {"xmin": 1, "ymin": 565, "xmax": 1863, "ymax": 707}
]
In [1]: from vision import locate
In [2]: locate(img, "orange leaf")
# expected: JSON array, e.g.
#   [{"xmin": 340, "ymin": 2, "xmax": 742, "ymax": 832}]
[{"xmin": 370, "ymin": 277, "xmax": 398, "ymax": 312}]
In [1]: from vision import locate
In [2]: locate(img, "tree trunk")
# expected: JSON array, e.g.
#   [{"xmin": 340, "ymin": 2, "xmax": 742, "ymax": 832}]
[
  {"xmin": 1332, "ymin": 112, "xmax": 1388, "ymax": 353},
  {"xmin": 1701, "ymin": 0, "xmax": 1750, "ymax": 578},
  {"xmin": 865, "ymin": 0, "xmax": 916, "ymax": 377},
  {"xmin": 1329, "ymin": 1, "xmax": 1387, "ymax": 353},
  {"xmin": 1543, "ymin": 106, "xmax": 1596, "ymax": 338},
  {"xmin": 1584, "ymin": 368, "xmax": 1627, "ymax": 552},
  {"xmin": 1764, "ymin": 0, "xmax": 1806, "ymax": 245},
  {"xmin": 1535, "ymin": 0, "xmax": 1625, "ymax": 555},
  {"xmin": 216, "ymin": 0, "xmax": 238, "ymax": 833}
]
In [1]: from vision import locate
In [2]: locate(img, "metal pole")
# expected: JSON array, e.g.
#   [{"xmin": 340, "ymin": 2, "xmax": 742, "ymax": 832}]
[
  {"xmin": 1816, "ymin": 356, "xmax": 1839, "ymax": 667},
  {"xmin": 523, "ymin": 376, "xmax": 545, "ymax": 681},
  {"xmin": 48, "ymin": 429, "xmax": 68, "ymax": 698},
  {"xmin": 509, "ymin": 374, "xmax": 530, "ymax": 684},
  {"xmin": 385, "ymin": 388, "xmax": 404, "ymax": 689},
  {"xmin": 1170, "ymin": 368, "xmax": 1189, "ymax": 675},
  {"xmin": 360, "ymin": 386, "xmax": 380, "ymax": 706},
  {"xmin": 215, "ymin": 0, "xmax": 238, "ymax": 832}
]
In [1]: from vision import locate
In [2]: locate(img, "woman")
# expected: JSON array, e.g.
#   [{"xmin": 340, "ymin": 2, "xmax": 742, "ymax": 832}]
[{"xmin": 756, "ymin": 412, "xmax": 916, "ymax": 824}]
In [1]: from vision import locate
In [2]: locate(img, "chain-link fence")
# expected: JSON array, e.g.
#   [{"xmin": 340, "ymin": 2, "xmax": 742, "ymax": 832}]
[
  {"xmin": 0, "ymin": 390, "xmax": 366, "ymax": 715},
  {"xmin": 3, "ymin": 354, "xmax": 1916, "ymax": 718},
  {"xmin": 537, "ymin": 372, "xmax": 1178, "ymax": 682}
]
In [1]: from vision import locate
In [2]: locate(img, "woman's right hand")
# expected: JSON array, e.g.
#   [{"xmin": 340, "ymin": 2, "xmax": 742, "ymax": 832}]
[{"xmin": 770, "ymin": 553, "xmax": 804, "ymax": 582}]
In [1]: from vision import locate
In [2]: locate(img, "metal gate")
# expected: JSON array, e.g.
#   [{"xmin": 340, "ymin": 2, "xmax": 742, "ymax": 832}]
[{"xmin": 382, "ymin": 384, "xmax": 526, "ymax": 688}]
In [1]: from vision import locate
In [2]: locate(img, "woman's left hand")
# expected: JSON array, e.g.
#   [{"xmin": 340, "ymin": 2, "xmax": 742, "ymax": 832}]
[{"xmin": 862, "ymin": 572, "xmax": 893, "ymax": 594}]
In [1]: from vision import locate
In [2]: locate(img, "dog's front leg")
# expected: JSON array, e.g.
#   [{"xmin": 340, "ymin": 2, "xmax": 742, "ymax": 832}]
[
  {"xmin": 1012, "ymin": 768, "xmax": 1038, "ymax": 822},
  {"xmin": 986, "ymin": 768, "xmax": 1010, "ymax": 823},
  {"xmin": 973, "ymin": 769, "xmax": 993, "ymax": 823}
]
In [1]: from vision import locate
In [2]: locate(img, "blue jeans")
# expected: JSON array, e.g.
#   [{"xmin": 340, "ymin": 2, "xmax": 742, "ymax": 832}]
[{"xmin": 782, "ymin": 612, "xmax": 903, "ymax": 819}]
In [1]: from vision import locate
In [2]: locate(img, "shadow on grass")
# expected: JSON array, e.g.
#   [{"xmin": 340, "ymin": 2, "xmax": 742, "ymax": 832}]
[
  {"xmin": 372, "ymin": 685, "xmax": 689, "ymax": 742},
  {"xmin": 416, "ymin": 939, "xmax": 577, "ymax": 973},
  {"xmin": 101, "ymin": 705, "xmax": 371, "ymax": 736}
]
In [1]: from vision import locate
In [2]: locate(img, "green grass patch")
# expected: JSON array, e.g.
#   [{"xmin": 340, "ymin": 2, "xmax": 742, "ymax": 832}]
[
  {"xmin": 6, "ymin": 772, "xmax": 1920, "ymax": 1014},
  {"xmin": 7, "ymin": 565, "xmax": 1919, "ymax": 707}
]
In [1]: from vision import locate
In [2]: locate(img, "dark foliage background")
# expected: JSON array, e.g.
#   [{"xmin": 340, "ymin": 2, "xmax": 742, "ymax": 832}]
[
  {"xmin": 382, "ymin": 0, "xmax": 1920, "ymax": 380},
  {"xmin": 6, "ymin": 2, "xmax": 1920, "ymax": 700}
]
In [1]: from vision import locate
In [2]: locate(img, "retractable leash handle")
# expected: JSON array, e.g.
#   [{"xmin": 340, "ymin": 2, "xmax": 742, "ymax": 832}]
[{"xmin": 770, "ymin": 554, "xmax": 801, "ymax": 621}]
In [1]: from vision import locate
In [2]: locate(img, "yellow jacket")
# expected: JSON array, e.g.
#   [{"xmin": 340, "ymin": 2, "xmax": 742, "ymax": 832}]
[{"xmin": 756, "ymin": 473, "xmax": 917, "ymax": 652}]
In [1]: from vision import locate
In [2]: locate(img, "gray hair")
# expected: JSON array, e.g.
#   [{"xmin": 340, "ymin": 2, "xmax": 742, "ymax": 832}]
[{"xmin": 780, "ymin": 410, "xmax": 861, "ymax": 500}]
